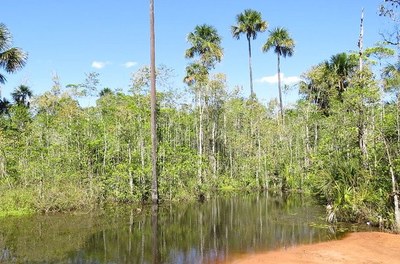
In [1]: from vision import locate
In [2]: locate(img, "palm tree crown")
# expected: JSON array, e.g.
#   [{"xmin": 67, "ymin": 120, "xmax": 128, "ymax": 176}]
[
  {"xmin": 185, "ymin": 24, "xmax": 223, "ymax": 70},
  {"xmin": 0, "ymin": 23, "xmax": 27, "ymax": 84},
  {"xmin": 0, "ymin": 97, "xmax": 11, "ymax": 115},
  {"xmin": 231, "ymin": 9, "xmax": 267, "ymax": 41},
  {"xmin": 325, "ymin": 52, "xmax": 358, "ymax": 96},
  {"xmin": 262, "ymin": 27, "xmax": 295, "ymax": 58},
  {"xmin": 11, "ymin": 84, "xmax": 32, "ymax": 107}
]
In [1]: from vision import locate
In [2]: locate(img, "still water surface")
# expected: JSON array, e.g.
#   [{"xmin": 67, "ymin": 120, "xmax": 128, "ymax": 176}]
[{"xmin": 0, "ymin": 192, "xmax": 346, "ymax": 263}]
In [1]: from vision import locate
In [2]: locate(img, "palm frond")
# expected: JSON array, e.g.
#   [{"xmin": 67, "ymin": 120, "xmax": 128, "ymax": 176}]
[
  {"xmin": 0, "ymin": 48, "xmax": 27, "ymax": 73},
  {"xmin": 0, "ymin": 73, "xmax": 6, "ymax": 84},
  {"xmin": 0, "ymin": 23, "xmax": 12, "ymax": 51},
  {"xmin": 231, "ymin": 9, "xmax": 267, "ymax": 41},
  {"xmin": 0, "ymin": 24, "xmax": 28, "ymax": 84},
  {"xmin": 262, "ymin": 27, "xmax": 295, "ymax": 57},
  {"xmin": 185, "ymin": 24, "xmax": 223, "ymax": 70}
]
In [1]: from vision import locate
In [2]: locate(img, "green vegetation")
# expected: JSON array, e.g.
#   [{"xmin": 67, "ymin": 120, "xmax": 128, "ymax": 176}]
[{"xmin": 0, "ymin": 3, "xmax": 400, "ymax": 232}]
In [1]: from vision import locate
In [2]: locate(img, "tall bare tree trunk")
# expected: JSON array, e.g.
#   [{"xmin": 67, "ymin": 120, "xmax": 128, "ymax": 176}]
[
  {"xmin": 257, "ymin": 131, "xmax": 261, "ymax": 188},
  {"xmin": 358, "ymin": 8, "xmax": 364, "ymax": 72},
  {"xmin": 277, "ymin": 54, "xmax": 284, "ymax": 124},
  {"xmin": 212, "ymin": 120, "xmax": 217, "ymax": 179},
  {"xmin": 304, "ymin": 105, "xmax": 311, "ymax": 169},
  {"xmin": 102, "ymin": 123, "xmax": 107, "ymax": 174},
  {"xmin": 247, "ymin": 37, "xmax": 254, "ymax": 98},
  {"xmin": 149, "ymin": 0, "xmax": 158, "ymax": 204},
  {"xmin": 357, "ymin": 8, "xmax": 370, "ymax": 169},
  {"xmin": 128, "ymin": 141, "xmax": 133, "ymax": 196},
  {"xmin": 198, "ymin": 91, "xmax": 203, "ymax": 186},
  {"xmin": 358, "ymin": 114, "xmax": 369, "ymax": 168}
]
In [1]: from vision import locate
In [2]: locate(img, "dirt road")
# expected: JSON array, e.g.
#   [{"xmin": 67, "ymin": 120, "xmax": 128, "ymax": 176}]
[{"xmin": 228, "ymin": 232, "xmax": 400, "ymax": 264}]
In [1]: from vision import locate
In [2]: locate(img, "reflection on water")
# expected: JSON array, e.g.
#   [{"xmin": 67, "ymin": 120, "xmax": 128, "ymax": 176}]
[{"xmin": 0, "ymin": 192, "xmax": 345, "ymax": 263}]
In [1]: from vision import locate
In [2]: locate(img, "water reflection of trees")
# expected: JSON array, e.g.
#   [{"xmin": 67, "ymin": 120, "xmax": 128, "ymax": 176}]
[
  {"xmin": 0, "ymin": 193, "xmax": 342, "ymax": 263},
  {"xmin": 0, "ymin": 213, "xmax": 115, "ymax": 262}
]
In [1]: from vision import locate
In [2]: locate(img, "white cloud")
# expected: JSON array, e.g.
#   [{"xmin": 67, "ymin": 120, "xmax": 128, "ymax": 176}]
[
  {"xmin": 256, "ymin": 73, "xmax": 301, "ymax": 85},
  {"xmin": 91, "ymin": 61, "xmax": 109, "ymax": 69},
  {"xmin": 123, "ymin": 61, "xmax": 137, "ymax": 68}
]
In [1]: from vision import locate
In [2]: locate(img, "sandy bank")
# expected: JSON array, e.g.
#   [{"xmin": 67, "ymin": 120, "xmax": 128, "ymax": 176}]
[{"xmin": 228, "ymin": 232, "xmax": 400, "ymax": 264}]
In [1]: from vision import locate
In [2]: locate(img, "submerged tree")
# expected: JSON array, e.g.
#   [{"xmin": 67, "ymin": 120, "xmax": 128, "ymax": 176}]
[
  {"xmin": 262, "ymin": 27, "xmax": 295, "ymax": 122},
  {"xmin": 232, "ymin": 9, "xmax": 267, "ymax": 97}
]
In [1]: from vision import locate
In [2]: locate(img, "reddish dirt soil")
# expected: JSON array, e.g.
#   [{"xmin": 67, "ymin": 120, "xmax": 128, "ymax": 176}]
[{"xmin": 227, "ymin": 232, "xmax": 400, "ymax": 264}]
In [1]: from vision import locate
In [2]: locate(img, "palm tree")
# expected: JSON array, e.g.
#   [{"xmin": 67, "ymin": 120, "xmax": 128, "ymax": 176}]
[
  {"xmin": 99, "ymin": 87, "xmax": 113, "ymax": 97},
  {"xmin": 262, "ymin": 27, "xmax": 295, "ymax": 121},
  {"xmin": 11, "ymin": 84, "xmax": 32, "ymax": 107},
  {"xmin": 0, "ymin": 23, "xmax": 27, "ymax": 87},
  {"xmin": 185, "ymin": 24, "xmax": 223, "ymax": 72},
  {"xmin": 185, "ymin": 24, "xmax": 223, "ymax": 189},
  {"xmin": 326, "ymin": 52, "xmax": 357, "ymax": 99},
  {"xmin": 232, "ymin": 9, "xmax": 267, "ymax": 97},
  {"xmin": 0, "ymin": 97, "xmax": 11, "ymax": 116}
]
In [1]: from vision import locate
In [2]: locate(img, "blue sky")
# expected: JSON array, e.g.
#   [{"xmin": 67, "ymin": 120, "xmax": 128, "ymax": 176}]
[{"xmin": 1, "ymin": 0, "xmax": 392, "ymax": 106}]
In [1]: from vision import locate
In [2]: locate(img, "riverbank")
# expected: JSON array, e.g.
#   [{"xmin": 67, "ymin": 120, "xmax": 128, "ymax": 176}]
[{"xmin": 227, "ymin": 232, "xmax": 400, "ymax": 264}]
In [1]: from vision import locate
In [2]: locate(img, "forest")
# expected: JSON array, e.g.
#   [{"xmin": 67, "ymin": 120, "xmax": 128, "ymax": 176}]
[{"xmin": 0, "ymin": 1, "xmax": 400, "ymax": 231}]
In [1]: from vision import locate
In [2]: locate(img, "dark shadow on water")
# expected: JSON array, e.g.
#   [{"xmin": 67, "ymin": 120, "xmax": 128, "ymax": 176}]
[{"xmin": 0, "ymin": 192, "xmax": 367, "ymax": 263}]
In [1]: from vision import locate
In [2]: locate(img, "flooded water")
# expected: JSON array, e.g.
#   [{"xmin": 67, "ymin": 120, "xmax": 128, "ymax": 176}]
[{"xmin": 0, "ymin": 192, "xmax": 347, "ymax": 263}]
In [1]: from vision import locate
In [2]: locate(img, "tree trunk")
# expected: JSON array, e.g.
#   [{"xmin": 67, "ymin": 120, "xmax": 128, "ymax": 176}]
[
  {"xmin": 277, "ymin": 54, "xmax": 284, "ymax": 124},
  {"xmin": 358, "ymin": 118, "xmax": 368, "ymax": 168},
  {"xmin": 0, "ymin": 152, "xmax": 5, "ymax": 179},
  {"xmin": 229, "ymin": 147, "xmax": 233, "ymax": 179},
  {"xmin": 102, "ymin": 123, "xmax": 107, "ymax": 175},
  {"xmin": 198, "ymin": 90, "xmax": 203, "ymax": 186},
  {"xmin": 358, "ymin": 8, "xmax": 364, "ymax": 72},
  {"xmin": 382, "ymin": 135, "xmax": 400, "ymax": 231},
  {"xmin": 305, "ymin": 118, "xmax": 310, "ymax": 169},
  {"xmin": 397, "ymin": 94, "xmax": 400, "ymax": 149},
  {"xmin": 257, "ymin": 131, "xmax": 261, "ymax": 188},
  {"xmin": 314, "ymin": 123, "xmax": 318, "ymax": 152},
  {"xmin": 247, "ymin": 37, "xmax": 254, "ymax": 98},
  {"xmin": 212, "ymin": 120, "xmax": 217, "ymax": 179},
  {"xmin": 140, "ymin": 134, "xmax": 145, "ymax": 186},
  {"xmin": 128, "ymin": 141, "xmax": 133, "ymax": 196},
  {"xmin": 149, "ymin": 0, "xmax": 158, "ymax": 204}
]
